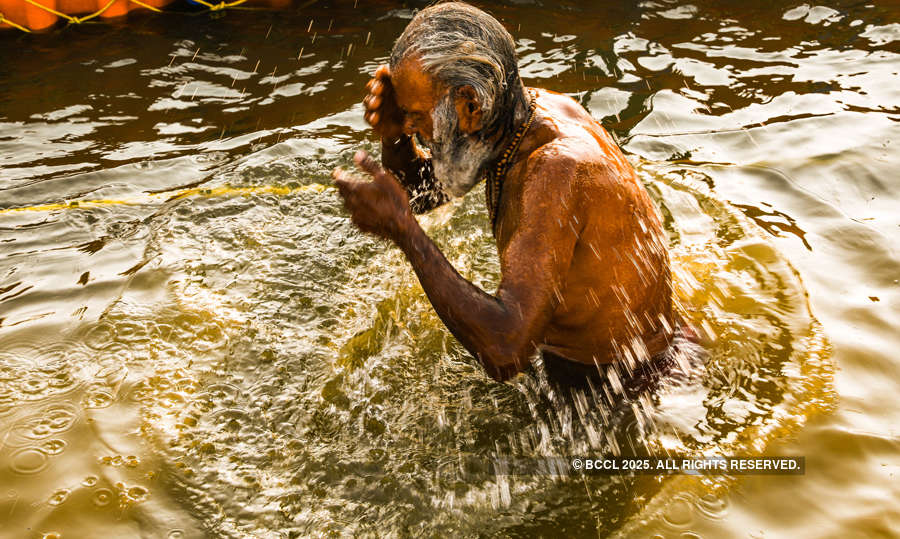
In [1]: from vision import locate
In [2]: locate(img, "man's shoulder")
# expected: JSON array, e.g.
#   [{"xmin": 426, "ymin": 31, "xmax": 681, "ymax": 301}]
[
  {"xmin": 523, "ymin": 136, "xmax": 619, "ymax": 188},
  {"xmin": 533, "ymin": 88, "xmax": 629, "ymax": 170}
]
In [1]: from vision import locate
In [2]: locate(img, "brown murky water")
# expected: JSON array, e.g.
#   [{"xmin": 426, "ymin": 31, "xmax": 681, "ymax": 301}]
[{"xmin": 0, "ymin": 1, "xmax": 898, "ymax": 537}]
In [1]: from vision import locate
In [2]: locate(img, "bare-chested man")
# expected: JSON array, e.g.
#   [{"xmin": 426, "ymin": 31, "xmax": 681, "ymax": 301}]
[{"xmin": 333, "ymin": 2, "xmax": 676, "ymax": 383}]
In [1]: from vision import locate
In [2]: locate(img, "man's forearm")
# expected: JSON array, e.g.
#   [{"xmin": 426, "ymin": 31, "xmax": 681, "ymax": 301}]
[{"xmin": 395, "ymin": 219, "xmax": 527, "ymax": 380}]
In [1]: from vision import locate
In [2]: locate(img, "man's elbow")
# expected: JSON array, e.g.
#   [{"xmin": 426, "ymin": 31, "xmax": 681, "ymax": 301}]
[{"xmin": 478, "ymin": 344, "xmax": 534, "ymax": 382}]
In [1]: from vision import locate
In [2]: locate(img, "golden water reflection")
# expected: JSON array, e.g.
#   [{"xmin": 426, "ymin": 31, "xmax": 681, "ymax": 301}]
[{"xmin": 2, "ymin": 0, "xmax": 898, "ymax": 537}]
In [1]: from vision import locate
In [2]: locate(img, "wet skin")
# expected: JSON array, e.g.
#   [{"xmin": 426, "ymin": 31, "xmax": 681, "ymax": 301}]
[{"xmin": 333, "ymin": 59, "xmax": 674, "ymax": 382}]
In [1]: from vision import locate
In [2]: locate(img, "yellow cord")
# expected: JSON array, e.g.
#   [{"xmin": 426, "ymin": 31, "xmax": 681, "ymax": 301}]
[
  {"xmin": 0, "ymin": 183, "xmax": 330, "ymax": 216},
  {"xmin": 127, "ymin": 0, "xmax": 163, "ymax": 12},
  {"xmin": 73, "ymin": 0, "xmax": 118, "ymax": 23},
  {"xmin": 0, "ymin": 11, "xmax": 33, "ymax": 32},
  {"xmin": 21, "ymin": 0, "xmax": 72, "ymax": 21},
  {"xmin": 4, "ymin": 0, "xmax": 251, "ymax": 32},
  {"xmin": 189, "ymin": 0, "xmax": 247, "ymax": 11}
]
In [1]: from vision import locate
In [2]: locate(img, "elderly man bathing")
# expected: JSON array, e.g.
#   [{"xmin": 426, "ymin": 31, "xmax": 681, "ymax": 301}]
[{"xmin": 333, "ymin": 2, "xmax": 677, "ymax": 384}]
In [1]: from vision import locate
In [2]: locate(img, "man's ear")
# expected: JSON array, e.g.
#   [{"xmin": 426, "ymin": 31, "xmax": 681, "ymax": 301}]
[{"xmin": 453, "ymin": 86, "xmax": 483, "ymax": 134}]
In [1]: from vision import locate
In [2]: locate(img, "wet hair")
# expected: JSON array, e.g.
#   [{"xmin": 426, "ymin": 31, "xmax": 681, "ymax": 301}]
[{"xmin": 390, "ymin": 2, "xmax": 527, "ymax": 141}]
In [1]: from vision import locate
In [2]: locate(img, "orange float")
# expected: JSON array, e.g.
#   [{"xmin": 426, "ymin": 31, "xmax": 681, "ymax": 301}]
[
  {"xmin": 0, "ymin": 0, "xmax": 59, "ymax": 31},
  {"xmin": 0, "ymin": 0, "xmax": 286, "ymax": 31}
]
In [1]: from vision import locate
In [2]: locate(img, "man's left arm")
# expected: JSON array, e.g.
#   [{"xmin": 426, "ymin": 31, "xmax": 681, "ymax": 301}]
[{"xmin": 334, "ymin": 149, "xmax": 581, "ymax": 381}]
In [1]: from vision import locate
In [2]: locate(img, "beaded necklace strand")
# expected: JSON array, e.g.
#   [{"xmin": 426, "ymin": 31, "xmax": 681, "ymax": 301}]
[{"xmin": 484, "ymin": 90, "xmax": 537, "ymax": 234}]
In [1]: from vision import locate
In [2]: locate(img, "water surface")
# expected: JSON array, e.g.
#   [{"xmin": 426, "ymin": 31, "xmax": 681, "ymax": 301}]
[{"xmin": 1, "ymin": 1, "xmax": 898, "ymax": 537}]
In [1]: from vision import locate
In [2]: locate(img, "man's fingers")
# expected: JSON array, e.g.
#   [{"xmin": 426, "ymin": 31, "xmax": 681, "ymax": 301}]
[
  {"xmin": 375, "ymin": 64, "xmax": 390, "ymax": 79},
  {"xmin": 332, "ymin": 167, "xmax": 363, "ymax": 196},
  {"xmin": 363, "ymin": 94, "xmax": 381, "ymax": 111},
  {"xmin": 353, "ymin": 150, "xmax": 383, "ymax": 178}
]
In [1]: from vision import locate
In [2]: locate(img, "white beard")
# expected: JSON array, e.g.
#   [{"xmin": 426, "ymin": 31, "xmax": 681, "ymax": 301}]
[{"xmin": 424, "ymin": 95, "xmax": 494, "ymax": 198}]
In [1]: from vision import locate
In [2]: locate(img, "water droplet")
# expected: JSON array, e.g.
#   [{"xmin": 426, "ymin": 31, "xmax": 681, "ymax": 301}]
[
  {"xmin": 31, "ymin": 423, "xmax": 52, "ymax": 438},
  {"xmin": 47, "ymin": 372, "xmax": 75, "ymax": 389},
  {"xmin": 82, "ymin": 475, "xmax": 99, "ymax": 487},
  {"xmin": 167, "ymin": 530, "xmax": 185, "ymax": 539},
  {"xmin": 662, "ymin": 496, "xmax": 694, "ymax": 528},
  {"xmin": 42, "ymin": 439, "xmax": 67, "ymax": 455},
  {"xmin": 84, "ymin": 390, "xmax": 114, "ymax": 408},
  {"xmin": 696, "ymin": 492, "xmax": 728, "ymax": 519},
  {"xmin": 127, "ymin": 486, "xmax": 149, "ymax": 502},
  {"xmin": 92, "ymin": 488, "xmax": 113, "ymax": 507},
  {"xmin": 20, "ymin": 377, "xmax": 48, "ymax": 395},
  {"xmin": 10, "ymin": 447, "xmax": 49, "ymax": 475},
  {"xmin": 159, "ymin": 391, "xmax": 186, "ymax": 409},
  {"xmin": 84, "ymin": 323, "xmax": 117, "ymax": 350},
  {"xmin": 47, "ymin": 489, "xmax": 70, "ymax": 505},
  {"xmin": 45, "ymin": 406, "xmax": 78, "ymax": 432}
]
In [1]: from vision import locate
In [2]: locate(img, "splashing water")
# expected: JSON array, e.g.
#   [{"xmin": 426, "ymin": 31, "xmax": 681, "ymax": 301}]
[
  {"xmin": 7, "ymin": 0, "xmax": 898, "ymax": 536},
  {"xmin": 1, "ymin": 146, "xmax": 830, "ymax": 537}
]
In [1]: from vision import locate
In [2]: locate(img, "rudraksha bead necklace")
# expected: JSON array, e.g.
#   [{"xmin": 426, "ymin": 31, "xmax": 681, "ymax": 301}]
[{"xmin": 484, "ymin": 89, "xmax": 537, "ymax": 234}]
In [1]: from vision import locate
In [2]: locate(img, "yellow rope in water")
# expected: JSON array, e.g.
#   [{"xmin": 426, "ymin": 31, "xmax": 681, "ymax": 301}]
[
  {"xmin": 188, "ymin": 0, "xmax": 247, "ymax": 11},
  {"xmin": 3, "ymin": 0, "xmax": 251, "ymax": 31},
  {"xmin": 0, "ymin": 183, "xmax": 330, "ymax": 215}
]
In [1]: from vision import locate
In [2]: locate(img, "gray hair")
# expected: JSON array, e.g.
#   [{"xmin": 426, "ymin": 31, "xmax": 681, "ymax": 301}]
[{"xmin": 390, "ymin": 2, "xmax": 527, "ymax": 140}]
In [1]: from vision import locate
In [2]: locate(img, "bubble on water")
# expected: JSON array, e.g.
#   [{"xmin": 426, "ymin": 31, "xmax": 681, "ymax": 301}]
[
  {"xmin": 662, "ymin": 495, "xmax": 694, "ymax": 528},
  {"xmin": 82, "ymin": 475, "xmax": 99, "ymax": 487},
  {"xmin": 202, "ymin": 383, "xmax": 242, "ymax": 404},
  {"xmin": 95, "ymin": 363, "xmax": 128, "ymax": 384},
  {"xmin": 20, "ymin": 376, "xmax": 49, "ymax": 395},
  {"xmin": 127, "ymin": 485, "xmax": 149, "ymax": 502},
  {"xmin": 190, "ymin": 321, "xmax": 227, "ymax": 352},
  {"xmin": 212, "ymin": 408, "xmax": 253, "ymax": 432},
  {"xmin": 0, "ymin": 362, "xmax": 15, "ymax": 382},
  {"xmin": 47, "ymin": 488, "xmax": 70, "ymax": 505},
  {"xmin": 100, "ymin": 455, "xmax": 125, "ymax": 467},
  {"xmin": 84, "ymin": 389, "xmax": 115, "ymax": 408},
  {"xmin": 167, "ymin": 530, "xmax": 185, "ymax": 539},
  {"xmin": 4, "ymin": 404, "xmax": 79, "ymax": 447},
  {"xmin": 96, "ymin": 343, "xmax": 134, "ymax": 366},
  {"xmin": 45, "ymin": 405, "xmax": 79, "ymax": 432},
  {"xmin": 47, "ymin": 370, "xmax": 75, "ymax": 389},
  {"xmin": 92, "ymin": 488, "xmax": 114, "ymax": 507},
  {"xmin": 695, "ymin": 492, "xmax": 728, "ymax": 519},
  {"xmin": 84, "ymin": 322, "xmax": 117, "ymax": 350},
  {"xmin": 42, "ymin": 439, "xmax": 67, "ymax": 455},
  {"xmin": 115, "ymin": 321, "xmax": 149, "ymax": 343},
  {"xmin": 158, "ymin": 391, "xmax": 187, "ymax": 409},
  {"xmin": 128, "ymin": 383, "xmax": 154, "ymax": 403},
  {"xmin": 177, "ymin": 379, "xmax": 201, "ymax": 394},
  {"xmin": 32, "ymin": 422, "xmax": 53, "ymax": 437},
  {"xmin": 10, "ymin": 447, "xmax": 50, "ymax": 474}
]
